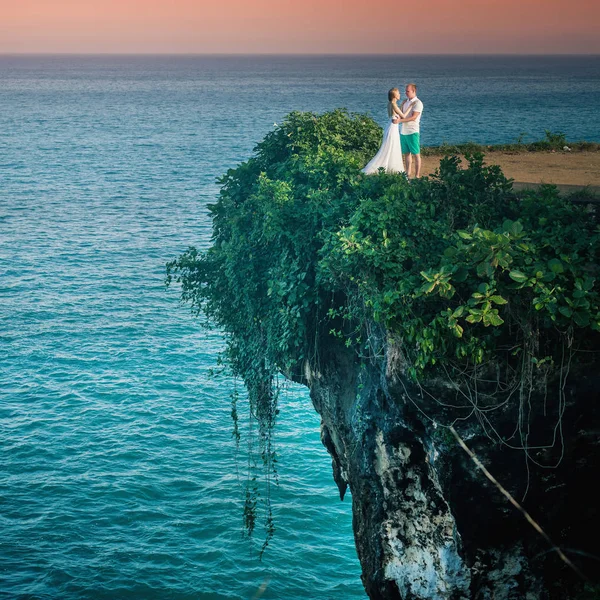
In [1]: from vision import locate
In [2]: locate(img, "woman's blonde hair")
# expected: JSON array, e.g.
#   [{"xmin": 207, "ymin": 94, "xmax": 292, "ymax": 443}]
[{"xmin": 388, "ymin": 87, "xmax": 399, "ymax": 101}]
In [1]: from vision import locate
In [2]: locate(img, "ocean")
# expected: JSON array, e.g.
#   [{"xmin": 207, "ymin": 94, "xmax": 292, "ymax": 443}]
[{"xmin": 1, "ymin": 54, "xmax": 599, "ymax": 599}]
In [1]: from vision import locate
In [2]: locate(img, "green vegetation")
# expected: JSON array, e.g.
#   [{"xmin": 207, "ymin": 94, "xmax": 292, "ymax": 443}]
[
  {"xmin": 421, "ymin": 130, "xmax": 600, "ymax": 156},
  {"xmin": 166, "ymin": 110, "xmax": 600, "ymax": 550}
]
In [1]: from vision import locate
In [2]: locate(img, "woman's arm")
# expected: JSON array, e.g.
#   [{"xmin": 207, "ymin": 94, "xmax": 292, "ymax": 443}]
[
  {"xmin": 396, "ymin": 111, "xmax": 421, "ymax": 124},
  {"xmin": 391, "ymin": 102, "xmax": 407, "ymax": 118}
]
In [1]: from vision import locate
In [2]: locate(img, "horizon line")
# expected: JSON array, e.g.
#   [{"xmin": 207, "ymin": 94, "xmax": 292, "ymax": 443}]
[{"xmin": 1, "ymin": 51, "xmax": 599, "ymax": 57}]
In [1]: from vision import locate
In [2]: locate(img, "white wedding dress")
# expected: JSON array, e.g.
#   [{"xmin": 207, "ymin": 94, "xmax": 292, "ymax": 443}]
[{"xmin": 362, "ymin": 112, "xmax": 405, "ymax": 175}]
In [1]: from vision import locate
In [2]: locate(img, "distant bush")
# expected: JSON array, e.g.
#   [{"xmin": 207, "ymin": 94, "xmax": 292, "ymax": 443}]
[{"xmin": 422, "ymin": 131, "xmax": 599, "ymax": 156}]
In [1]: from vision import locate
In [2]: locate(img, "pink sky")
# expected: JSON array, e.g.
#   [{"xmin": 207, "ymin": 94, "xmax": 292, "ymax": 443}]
[{"xmin": 0, "ymin": 0, "xmax": 598, "ymax": 54}]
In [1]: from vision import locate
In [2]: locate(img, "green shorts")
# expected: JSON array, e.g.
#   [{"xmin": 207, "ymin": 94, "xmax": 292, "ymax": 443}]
[{"xmin": 401, "ymin": 133, "xmax": 421, "ymax": 155}]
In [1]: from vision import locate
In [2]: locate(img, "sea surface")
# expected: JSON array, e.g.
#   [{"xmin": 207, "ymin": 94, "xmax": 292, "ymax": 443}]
[{"xmin": 1, "ymin": 55, "xmax": 599, "ymax": 599}]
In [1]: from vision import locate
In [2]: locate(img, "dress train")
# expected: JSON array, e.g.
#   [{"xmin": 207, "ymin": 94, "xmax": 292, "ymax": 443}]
[{"xmin": 362, "ymin": 119, "xmax": 405, "ymax": 175}]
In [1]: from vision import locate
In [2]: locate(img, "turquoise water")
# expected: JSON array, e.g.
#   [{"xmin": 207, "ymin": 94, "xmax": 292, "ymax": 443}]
[{"xmin": 1, "ymin": 55, "xmax": 599, "ymax": 599}]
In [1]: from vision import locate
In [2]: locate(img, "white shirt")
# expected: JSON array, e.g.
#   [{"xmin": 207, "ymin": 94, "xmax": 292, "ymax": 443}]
[{"xmin": 400, "ymin": 97, "xmax": 423, "ymax": 135}]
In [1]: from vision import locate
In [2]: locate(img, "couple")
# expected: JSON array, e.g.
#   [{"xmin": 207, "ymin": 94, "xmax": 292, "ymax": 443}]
[{"xmin": 362, "ymin": 83, "xmax": 423, "ymax": 178}]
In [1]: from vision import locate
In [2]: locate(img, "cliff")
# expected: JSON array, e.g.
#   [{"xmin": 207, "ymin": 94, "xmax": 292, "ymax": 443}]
[
  {"xmin": 167, "ymin": 110, "xmax": 600, "ymax": 598},
  {"xmin": 300, "ymin": 325, "xmax": 599, "ymax": 599}
]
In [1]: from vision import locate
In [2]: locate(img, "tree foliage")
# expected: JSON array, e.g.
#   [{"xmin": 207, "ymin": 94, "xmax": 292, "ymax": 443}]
[{"xmin": 166, "ymin": 109, "xmax": 600, "ymax": 548}]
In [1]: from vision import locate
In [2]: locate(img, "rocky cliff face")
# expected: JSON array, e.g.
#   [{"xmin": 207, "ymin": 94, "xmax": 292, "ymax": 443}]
[{"xmin": 298, "ymin": 334, "xmax": 599, "ymax": 599}]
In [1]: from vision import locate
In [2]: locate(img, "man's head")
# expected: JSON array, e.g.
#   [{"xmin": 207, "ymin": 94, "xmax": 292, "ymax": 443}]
[{"xmin": 405, "ymin": 83, "xmax": 417, "ymax": 100}]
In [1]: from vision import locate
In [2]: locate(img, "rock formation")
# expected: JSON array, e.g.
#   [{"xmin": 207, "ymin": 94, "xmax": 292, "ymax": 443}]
[{"xmin": 298, "ymin": 332, "xmax": 599, "ymax": 599}]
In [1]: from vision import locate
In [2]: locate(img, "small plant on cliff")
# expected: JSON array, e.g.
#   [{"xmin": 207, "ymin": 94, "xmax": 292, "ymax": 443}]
[{"xmin": 166, "ymin": 109, "xmax": 600, "ymax": 551}]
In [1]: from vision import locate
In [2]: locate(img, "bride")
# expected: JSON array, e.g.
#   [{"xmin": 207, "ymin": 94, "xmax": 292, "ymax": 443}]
[{"xmin": 362, "ymin": 88, "xmax": 407, "ymax": 175}]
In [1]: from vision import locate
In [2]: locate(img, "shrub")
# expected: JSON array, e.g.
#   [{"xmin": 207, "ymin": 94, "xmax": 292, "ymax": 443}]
[{"xmin": 166, "ymin": 110, "xmax": 600, "ymax": 550}]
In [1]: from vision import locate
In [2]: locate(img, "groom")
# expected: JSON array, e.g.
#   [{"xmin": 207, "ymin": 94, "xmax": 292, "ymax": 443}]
[{"xmin": 393, "ymin": 83, "xmax": 423, "ymax": 178}]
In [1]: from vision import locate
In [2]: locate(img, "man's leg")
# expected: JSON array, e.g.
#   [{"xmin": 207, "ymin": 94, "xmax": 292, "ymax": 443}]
[
  {"xmin": 414, "ymin": 153, "xmax": 422, "ymax": 178},
  {"xmin": 412, "ymin": 133, "xmax": 422, "ymax": 178},
  {"xmin": 404, "ymin": 153, "xmax": 412, "ymax": 178}
]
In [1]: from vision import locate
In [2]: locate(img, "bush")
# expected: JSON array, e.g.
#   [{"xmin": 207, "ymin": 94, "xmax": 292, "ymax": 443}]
[
  {"xmin": 166, "ymin": 109, "xmax": 600, "ymax": 548},
  {"xmin": 423, "ymin": 131, "xmax": 600, "ymax": 155}
]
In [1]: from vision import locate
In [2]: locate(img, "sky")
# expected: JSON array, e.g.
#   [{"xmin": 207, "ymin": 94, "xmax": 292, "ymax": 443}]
[{"xmin": 0, "ymin": 0, "xmax": 599, "ymax": 54}]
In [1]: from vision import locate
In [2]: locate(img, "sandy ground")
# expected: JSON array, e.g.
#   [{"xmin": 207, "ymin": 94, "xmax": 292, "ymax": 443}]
[{"xmin": 419, "ymin": 151, "xmax": 600, "ymax": 189}]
